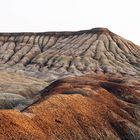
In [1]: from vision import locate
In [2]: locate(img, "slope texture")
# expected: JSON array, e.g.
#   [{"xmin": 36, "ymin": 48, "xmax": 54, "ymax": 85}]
[
  {"xmin": 0, "ymin": 28, "xmax": 140, "ymax": 81},
  {"xmin": 0, "ymin": 74, "xmax": 140, "ymax": 140}
]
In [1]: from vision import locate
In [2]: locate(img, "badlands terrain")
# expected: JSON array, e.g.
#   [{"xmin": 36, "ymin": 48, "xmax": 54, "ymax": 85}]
[{"xmin": 0, "ymin": 28, "xmax": 140, "ymax": 139}]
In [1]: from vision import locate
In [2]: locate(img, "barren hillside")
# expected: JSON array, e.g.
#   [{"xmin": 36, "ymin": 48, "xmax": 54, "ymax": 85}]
[
  {"xmin": 0, "ymin": 28, "xmax": 140, "ymax": 82},
  {"xmin": 0, "ymin": 74, "xmax": 140, "ymax": 140},
  {"xmin": 0, "ymin": 28, "xmax": 140, "ymax": 140}
]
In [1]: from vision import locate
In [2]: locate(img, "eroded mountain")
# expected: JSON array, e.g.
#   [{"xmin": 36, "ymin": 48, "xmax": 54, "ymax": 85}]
[
  {"xmin": 0, "ymin": 28, "xmax": 140, "ymax": 82},
  {"xmin": 0, "ymin": 28, "xmax": 140, "ymax": 140}
]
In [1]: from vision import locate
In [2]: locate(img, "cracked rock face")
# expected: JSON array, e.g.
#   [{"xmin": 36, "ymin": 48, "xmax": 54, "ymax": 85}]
[{"xmin": 0, "ymin": 28, "xmax": 140, "ymax": 82}]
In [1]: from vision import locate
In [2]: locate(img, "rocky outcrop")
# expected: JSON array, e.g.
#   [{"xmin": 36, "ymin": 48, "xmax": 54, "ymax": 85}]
[
  {"xmin": 0, "ymin": 28, "xmax": 140, "ymax": 82},
  {"xmin": 0, "ymin": 74, "xmax": 140, "ymax": 140}
]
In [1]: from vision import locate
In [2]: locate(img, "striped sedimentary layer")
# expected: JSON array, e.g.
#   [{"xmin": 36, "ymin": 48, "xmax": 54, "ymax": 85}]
[
  {"xmin": 0, "ymin": 28, "xmax": 140, "ymax": 81},
  {"xmin": 0, "ymin": 72, "xmax": 47, "ymax": 109}
]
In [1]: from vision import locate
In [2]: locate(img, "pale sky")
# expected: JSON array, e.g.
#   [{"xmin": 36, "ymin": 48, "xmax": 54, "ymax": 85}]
[{"xmin": 0, "ymin": 0, "xmax": 140, "ymax": 45}]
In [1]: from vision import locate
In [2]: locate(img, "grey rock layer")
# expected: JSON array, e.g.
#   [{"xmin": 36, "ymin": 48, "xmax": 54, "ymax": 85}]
[
  {"xmin": 0, "ymin": 28, "xmax": 139, "ymax": 82},
  {"xmin": 0, "ymin": 72, "xmax": 47, "ymax": 109}
]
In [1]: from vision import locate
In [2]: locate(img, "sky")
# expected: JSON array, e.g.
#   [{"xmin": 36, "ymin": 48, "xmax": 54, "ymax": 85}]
[{"xmin": 0, "ymin": 0, "xmax": 140, "ymax": 45}]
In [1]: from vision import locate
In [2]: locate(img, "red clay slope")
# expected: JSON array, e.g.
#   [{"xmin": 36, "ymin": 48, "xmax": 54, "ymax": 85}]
[{"xmin": 0, "ymin": 74, "xmax": 140, "ymax": 140}]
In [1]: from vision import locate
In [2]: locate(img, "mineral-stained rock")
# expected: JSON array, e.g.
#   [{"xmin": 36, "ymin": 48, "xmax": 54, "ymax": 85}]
[
  {"xmin": 0, "ymin": 74, "xmax": 140, "ymax": 140},
  {"xmin": 0, "ymin": 110, "xmax": 46, "ymax": 140}
]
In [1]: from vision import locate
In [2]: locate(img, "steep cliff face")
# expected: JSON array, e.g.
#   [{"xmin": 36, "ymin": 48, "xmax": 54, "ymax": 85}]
[
  {"xmin": 0, "ymin": 74, "xmax": 140, "ymax": 140},
  {"xmin": 0, "ymin": 28, "xmax": 140, "ymax": 82}
]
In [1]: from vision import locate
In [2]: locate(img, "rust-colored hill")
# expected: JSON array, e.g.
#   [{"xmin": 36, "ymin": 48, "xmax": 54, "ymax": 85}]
[{"xmin": 0, "ymin": 74, "xmax": 140, "ymax": 140}]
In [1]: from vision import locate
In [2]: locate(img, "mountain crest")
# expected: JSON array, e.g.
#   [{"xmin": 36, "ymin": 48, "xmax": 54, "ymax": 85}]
[{"xmin": 0, "ymin": 28, "xmax": 139, "ymax": 81}]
